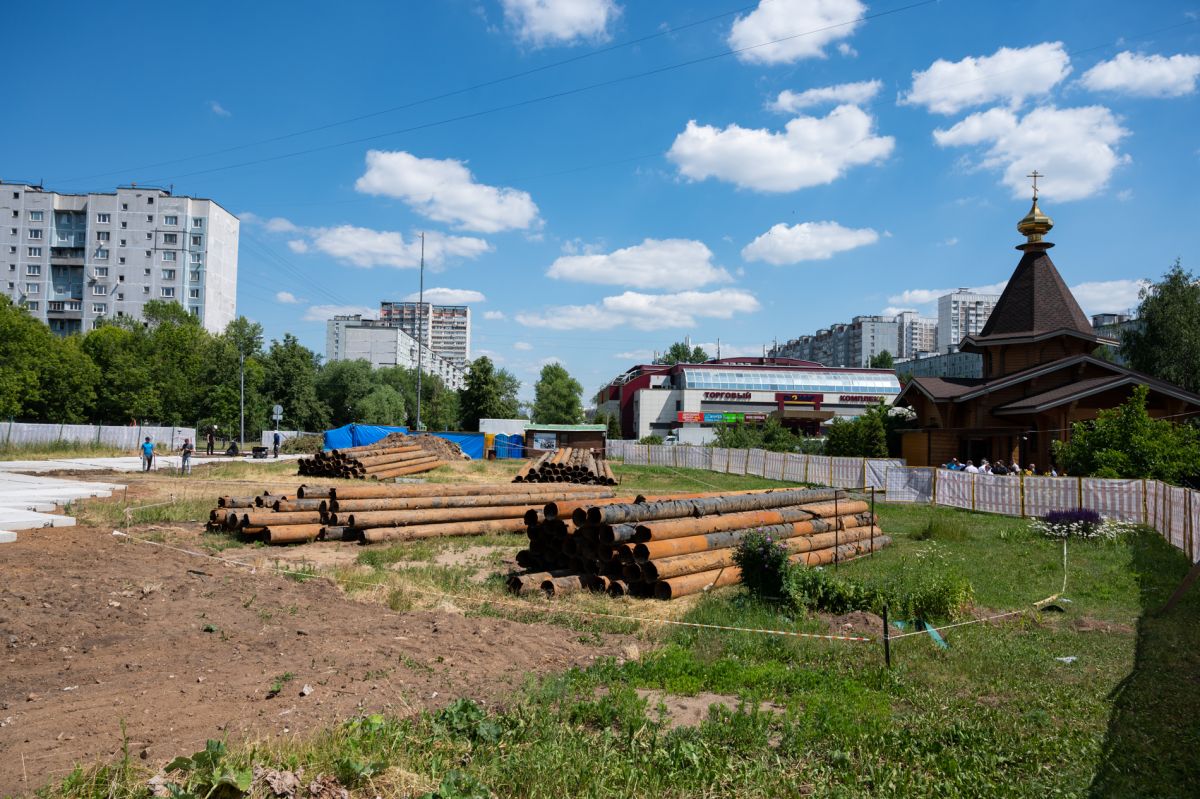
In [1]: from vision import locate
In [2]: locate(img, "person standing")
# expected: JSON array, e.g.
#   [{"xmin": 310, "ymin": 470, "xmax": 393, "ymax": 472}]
[
  {"xmin": 206, "ymin": 426, "xmax": 216, "ymax": 456},
  {"xmin": 965, "ymin": 460, "xmax": 979, "ymax": 474},
  {"xmin": 273, "ymin": 430, "xmax": 282, "ymax": 459},
  {"xmin": 180, "ymin": 438, "xmax": 194, "ymax": 475},
  {"xmin": 140, "ymin": 436, "xmax": 155, "ymax": 472}
]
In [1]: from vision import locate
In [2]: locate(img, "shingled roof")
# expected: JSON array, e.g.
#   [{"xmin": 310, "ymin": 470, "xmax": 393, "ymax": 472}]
[{"xmin": 971, "ymin": 248, "xmax": 1096, "ymax": 342}]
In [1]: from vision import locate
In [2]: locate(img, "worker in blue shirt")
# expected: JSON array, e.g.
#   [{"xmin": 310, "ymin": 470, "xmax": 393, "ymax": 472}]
[{"xmin": 140, "ymin": 436, "xmax": 155, "ymax": 471}]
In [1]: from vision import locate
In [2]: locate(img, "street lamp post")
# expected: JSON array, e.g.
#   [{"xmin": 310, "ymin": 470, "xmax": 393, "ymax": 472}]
[{"xmin": 415, "ymin": 232, "xmax": 425, "ymax": 432}]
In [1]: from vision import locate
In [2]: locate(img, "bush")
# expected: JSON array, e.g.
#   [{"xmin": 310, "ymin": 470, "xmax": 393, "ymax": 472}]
[
  {"xmin": 281, "ymin": 433, "xmax": 323, "ymax": 454},
  {"xmin": 638, "ymin": 435, "xmax": 663, "ymax": 445},
  {"xmin": 784, "ymin": 564, "xmax": 881, "ymax": 615},
  {"xmin": 731, "ymin": 531, "xmax": 790, "ymax": 599},
  {"xmin": 1031, "ymin": 508, "xmax": 1138, "ymax": 541}
]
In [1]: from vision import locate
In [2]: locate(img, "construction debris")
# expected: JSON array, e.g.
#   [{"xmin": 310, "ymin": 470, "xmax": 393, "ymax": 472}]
[
  {"xmin": 513, "ymin": 488, "xmax": 892, "ymax": 600},
  {"xmin": 513, "ymin": 448, "xmax": 616, "ymax": 486},
  {"xmin": 296, "ymin": 434, "xmax": 462, "ymax": 479}
]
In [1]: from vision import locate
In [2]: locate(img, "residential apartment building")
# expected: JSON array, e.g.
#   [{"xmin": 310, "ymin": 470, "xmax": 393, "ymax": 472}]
[
  {"xmin": 770, "ymin": 312, "xmax": 932, "ymax": 367},
  {"xmin": 326, "ymin": 314, "xmax": 465, "ymax": 390},
  {"xmin": 895, "ymin": 351, "xmax": 983, "ymax": 379},
  {"xmin": 894, "ymin": 311, "xmax": 938, "ymax": 358},
  {"xmin": 937, "ymin": 288, "xmax": 999, "ymax": 353},
  {"xmin": 379, "ymin": 301, "xmax": 471, "ymax": 369},
  {"xmin": 0, "ymin": 181, "xmax": 237, "ymax": 334}
]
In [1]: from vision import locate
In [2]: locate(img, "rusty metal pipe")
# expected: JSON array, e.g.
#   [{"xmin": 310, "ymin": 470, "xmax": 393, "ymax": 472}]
[
  {"xmin": 631, "ymin": 501, "xmax": 870, "ymax": 543},
  {"xmin": 583, "ymin": 488, "xmax": 841, "ymax": 526},
  {"xmin": 331, "ymin": 488, "xmax": 615, "ymax": 514},
  {"xmin": 542, "ymin": 574, "xmax": 586, "ymax": 597},
  {"xmin": 654, "ymin": 565, "xmax": 742, "ymax": 600},
  {"xmin": 264, "ymin": 523, "xmax": 325, "ymax": 545},
  {"xmin": 274, "ymin": 498, "xmax": 324, "ymax": 512},
  {"xmin": 326, "ymin": 482, "xmax": 603, "ymax": 500},
  {"xmin": 369, "ymin": 459, "xmax": 442, "ymax": 479},
  {"xmin": 239, "ymin": 511, "xmax": 323, "ymax": 529},
  {"xmin": 217, "ymin": 496, "xmax": 258, "ymax": 508},
  {"xmin": 360, "ymin": 516, "xmax": 529, "ymax": 543}
]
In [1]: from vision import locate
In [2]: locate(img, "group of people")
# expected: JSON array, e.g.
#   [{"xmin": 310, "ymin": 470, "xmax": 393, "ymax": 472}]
[
  {"xmin": 138, "ymin": 429, "xmax": 282, "ymax": 474},
  {"xmin": 941, "ymin": 457, "xmax": 1060, "ymax": 477}
]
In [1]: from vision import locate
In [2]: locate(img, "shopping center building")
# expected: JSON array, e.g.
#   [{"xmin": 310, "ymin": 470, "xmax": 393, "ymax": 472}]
[{"xmin": 596, "ymin": 357, "xmax": 901, "ymax": 443}]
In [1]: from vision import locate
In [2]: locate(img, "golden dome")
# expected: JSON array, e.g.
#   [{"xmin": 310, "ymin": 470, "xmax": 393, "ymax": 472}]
[{"xmin": 1017, "ymin": 196, "xmax": 1053, "ymax": 245}]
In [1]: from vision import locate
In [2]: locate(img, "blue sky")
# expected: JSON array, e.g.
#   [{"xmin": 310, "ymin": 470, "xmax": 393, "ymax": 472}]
[{"xmin": 8, "ymin": 0, "xmax": 1200, "ymax": 400}]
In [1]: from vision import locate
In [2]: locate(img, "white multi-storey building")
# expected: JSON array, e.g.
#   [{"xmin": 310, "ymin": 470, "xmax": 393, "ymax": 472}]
[
  {"xmin": 894, "ymin": 310, "xmax": 938, "ymax": 358},
  {"xmin": 937, "ymin": 288, "xmax": 999, "ymax": 353},
  {"xmin": 326, "ymin": 314, "xmax": 465, "ymax": 390},
  {"xmin": 379, "ymin": 301, "xmax": 471, "ymax": 369},
  {"xmin": 0, "ymin": 181, "xmax": 238, "ymax": 334}
]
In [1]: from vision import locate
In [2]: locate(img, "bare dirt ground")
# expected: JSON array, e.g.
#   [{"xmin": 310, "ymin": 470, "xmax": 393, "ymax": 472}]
[{"xmin": 0, "ymin": 525, "xmax": 629, "ymax": 795}]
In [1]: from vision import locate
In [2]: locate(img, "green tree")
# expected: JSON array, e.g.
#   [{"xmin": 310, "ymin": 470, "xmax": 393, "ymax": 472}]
[
  {"xmin": 869, "ymin": 350, "xmax": 895, "ymax": 369},
  {"xmin": 356, "ymin": 385, "xmax": 406, "ymax": 425},
  {"xmin": 1053, "ymin": 384, "xmax": 1200, "ymax": 482},
  {"xmin": 0, "ymin": 297, "xmax": 55, "ymax": 418},
  {"xmin": 262, "ymin": 334, "xmax": 329, "ymax": 431},
  {"xmin": 657, "ymin": 340, "xmax": 710, "ymax": 364},
  {"xmin": 531, "ymin": 363, "xmax": 584, "ymax": 424},
  {"xmin": 83, "ymin": 324, "xmax": 161, "ymax": 424},
  {"xmin": 315, "ymin": 359, "xmax": 378, "ymax": 428},
  {"xmin": 458, "ymin": 357, "xmax": 521, "ymax": 431},
  {"xmin": 1122, "ymin": 260, "xmax": 1200, "ymax": 392},
  {"xmin": 200, "ymin": 317, "xmax": 267, "ymax": 440},
  {"xmin": 141, "ymin": 301, "xmax": 210, "ymax": 425},
  {"xmin": 424, "ymin": 382, "xmax": 461, "ymax": 431},
  {"xmin": 824, "ymin": 403, "xmax": 888, "ymax": 458},
  {"xmin": 28, "ymin": 335, "xmax": 100, "ymax": 424},
  {"xmin": 596, "ymin": 410, "xmax": 623, "ymax": 439}
]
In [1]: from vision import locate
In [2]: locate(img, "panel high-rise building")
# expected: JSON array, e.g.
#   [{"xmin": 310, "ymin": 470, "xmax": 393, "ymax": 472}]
[
  {"xmin": 1, "ymin": 181, "xmax": 238, "ymax": 334},
  {"xmin": 894, "ymin": 310, "xmax": 938, "ymax": 358},
  {"xmin": 937, "ymin": 288, "xmax": 1000, "ymax": 353},
  {"xmin": 325, "ymin": 314, "xmax": 465, "ymax": 390},
  {"xmin": 379, "ymin": 301, "xmax": 471, "ymax": 369}
]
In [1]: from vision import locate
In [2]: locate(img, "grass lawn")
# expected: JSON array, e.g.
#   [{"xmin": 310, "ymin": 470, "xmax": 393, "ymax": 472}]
[{"xmin": 41, "ymin": 463, "xmax": 1200, "ymax": 798}]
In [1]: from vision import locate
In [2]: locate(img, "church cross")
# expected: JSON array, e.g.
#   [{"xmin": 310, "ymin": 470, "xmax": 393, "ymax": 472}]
[{"xmin": 1027, "ymin": 170, "xmax": 1043, "ymax": 198}]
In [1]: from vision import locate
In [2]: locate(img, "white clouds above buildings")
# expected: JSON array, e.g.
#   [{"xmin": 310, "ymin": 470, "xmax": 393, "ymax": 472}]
[
  {"xmin": 516, "ymin": 289, "xmax": 760, "ymax": 331},
  {"xmin": 728, "ymin": 0, "xmax": 866, "ymax": 65},
  {"xmin": 933, "ymin": 105, "xmax": 1130, "ymax": 200},
  {"xmin": 275, "ymin": 291, "xmax": 302, "ymax": 304},
  {"xmin": 902, "ymin": 42, "xmax": 1071, "ymax": 114},
  {"xmin": 768, "ymin": 79, "xmax": 882, "ymax": 112},
  {"xmin": 742, "ymin": 221, "xmax": 879, "ymax": 264},
  {"xmin": 302, "ymin": 304, "xmax": 375, "ymax": 322},
  {"xmin": 667, "ymin": 105, "xmax": 893, "ymax": 192},
  {"xmin": 309, "ymin": 225, "xmax": 491, "ymax": 269},
  {"xmin": 483, "ymin": 310, "xmax": 507, "ymax": 320},
  {"xmin": 1081, "ymin": 51, "xmax": 1200, "ymax": 97},
  {"xmin": 402, "ymin": 287, "xmax": 487, "ymax": 304},
  {"xmin": 500, "ymin": 0, "xmax": 620, "ymax": 47},
  {"xmin": 355, "ymin": 150, "xmax": 540, "ymax": 233},
  {"xmin": 547, "ymin": 238, "xmax": 730, "ymax": 289},
  {"xmin": 884, "ymin": 279, "xmax": 1145, "ymax": 318}
]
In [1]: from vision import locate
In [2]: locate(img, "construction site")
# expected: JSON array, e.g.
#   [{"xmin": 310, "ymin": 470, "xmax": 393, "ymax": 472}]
[{"xmin": 1, "ymin": 440, "xmax": 1195, "ymax": 798}]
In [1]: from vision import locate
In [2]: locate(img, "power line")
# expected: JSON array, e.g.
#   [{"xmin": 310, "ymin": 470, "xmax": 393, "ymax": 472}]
[{"xmin": 86, "ymin": 0, "xmax": 944, "ymax": 187}]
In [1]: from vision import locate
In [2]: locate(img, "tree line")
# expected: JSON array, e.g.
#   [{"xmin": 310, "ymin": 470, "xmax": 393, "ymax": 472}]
[{"xmin": 0, "ymin": 298, "xmax": 588, "ymax": 438}]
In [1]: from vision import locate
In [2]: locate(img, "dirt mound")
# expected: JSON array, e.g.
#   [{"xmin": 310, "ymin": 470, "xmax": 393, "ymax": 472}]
[
  {"xmin": 375, "ymin": 432, "xmax": 468, "ymax": 461},
  {"xmin": 0, "ymin": 525, "xmax": 629, "ymax": 794},
  {"xmin": 824, "ymin": 611, "xmax": 887, "ymax": 638}
]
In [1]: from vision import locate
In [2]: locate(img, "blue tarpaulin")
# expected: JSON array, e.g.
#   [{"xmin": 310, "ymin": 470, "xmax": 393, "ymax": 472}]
[
  {"xmin": 322, "ymin": 424, "xmax": 408, "ymax": 451},
  {"xmin": 321, "ymin": 424, "xmax": 484, "ymax": 459}
]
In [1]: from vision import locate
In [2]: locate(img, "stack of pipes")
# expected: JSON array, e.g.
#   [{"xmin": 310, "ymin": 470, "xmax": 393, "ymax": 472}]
[
  {"xmin": 206, "ymin": 483, "xmax": 631, "ymax": 546},
  {"xmin": 297, "ymin": 442, "xmax": 442, "ymax": 480},
  {"xmin": 513, "ymin": 448, "xmax": 616, "ymax": 486},
  {"xmin": 514, "ymin": 488, "xmax": 891, "ymax": 600}
]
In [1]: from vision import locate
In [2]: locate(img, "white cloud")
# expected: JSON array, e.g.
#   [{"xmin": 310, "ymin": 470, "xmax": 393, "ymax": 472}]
[
  {"xmin": 768, "ymin": 79, "xmax": 882, "ymax": 112},
  {"xmin": 933, "ymin": 105, "xmax": 1130, "ymax": 201},
  {"xmin": 265, "ymin": 217, "xmax": 300, "ymax": 233},
  {"xmin": 402, "ymin": 287, "xmax": 487, "ymax": 304},
  {"xmin": 902, "ymin": 42, "xmax": 1071, "ymax": 114},
  {"xmin": 355, "ymin": 150, "xmax": 540, "ymax": 233},
  {"xmin": 516, "ymin": 288, "xmax": 760, "ymax": 331},
  {"xmin": 547, "ymin": 238, "xmax": 730, "ymax": 289},
  {"xmin": 538, "ymin": 356, "xmax": 563, "ymax": 367},
  {"xmin": 1081, "ymin": 51, "xmax": 1200, "ymax": 97},
  {"xmin": 514, "ymin": 341, "xmax": 534, "ymax": 351},
  {"xmin": 483, "ymin": 310, "xmax": 507, "ymax": 320},
  {"xmin": 309, "ymin": 225, "xmax": 491, "ymax": 269},
  {"xmin": 614, "ymin": 349, "xmax": 654, "ymax": 360},
  {"xmin": 209, "ymin": 100, "xmax": 231, "ymax": 117},
  {"xmin": 1071, "ymin": 279, "xmax": 1148, "ymax": 315},
  {"xmin": 286, "ymin": 240, "xmax": 309, "ymax": 254},
  {"xmin": 886, "ymin": 282, "xmax": 1007, "ymax": 308},
  {"xmin": 728, "ymin": 0, "xmax": 866, "ymax": 65},
  {"xmin": 501, "ymin": 0, "xmax": 621, "ymax": 47},
  {"xmin": 837, "ymin": 42, "xmax": 856, "ymax": 57},
  {"xmin": 302, "ymin": 304, "xmax": 375, "ymax": 322},
  {"xmin": 668, "ymin": 105, "xmax": 893, "ymax": 192},
  {"xmin": 940, "ymin": 237, "xmax": 959, "ymax": 247},
  {"xmin": 275, "ymin": 291, "xmax": 302, "ymax": 304},
  {"xmin": 741, "ymin": 221, "xmax": 878, "ymax": 264}
]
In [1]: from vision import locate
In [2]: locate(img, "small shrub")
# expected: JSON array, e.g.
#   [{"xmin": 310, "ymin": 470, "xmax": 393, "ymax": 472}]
[
  {"xmin": 163, "ymin": 740, "xmax": 252, "ymax": 799},
  {"xmin": 1032, "ymin": 508, "xmax": 1137, "ymax": 541},
  {"xmin": 280, "ymin": 434, "xmax": 323, "ymax": 454},
  {"xmin": 784, "ymin": 564, "xmax": 881, "ymax": 615},
  {"xmin": 638, "ymin": 435, "xmax": 664, "ymax": 445},
  {"xmin": 732, "ymin": 531, "xmax": 791, "ymax": 599}
]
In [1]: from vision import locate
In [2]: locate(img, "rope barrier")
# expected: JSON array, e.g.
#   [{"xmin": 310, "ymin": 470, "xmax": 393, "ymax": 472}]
[{"xmin": 110, "ymin": 530, "xmax": 875, "ymax": 643}]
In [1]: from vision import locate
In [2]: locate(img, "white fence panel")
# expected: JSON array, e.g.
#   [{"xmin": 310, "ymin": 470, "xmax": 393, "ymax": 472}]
[
  {"xmin": 1023, "ymin": 477, "xmax": 1079, "ymax": 518},
  {"xmin": 1, "ymin": 422, "xmax": 195, "ymax": 450},
  {"xmin": 1081, "ymin": 478, "xmax": 1144, "ymax": 523},
  {"xmin": 784, "ymin": 453, "xmax": 808, "ymax": 483},
  {"xmin": 864, "ymin": 459, "xmax": 902, "ymax": 490},
  {"xmin": 973, "ymin": 473, "xmax": 1022, "ymax": 516},
  {"xmin": 710, "ymin": 448, "xmax": 729, "ymax": 474},
  {"xmin": 808, "ymin": 456, "xmax": 832, "ymax": 486},
  {"xmin": 727, "ymin": 449, "xmax": 748, "ymax": 476},
  {"xmin": 886, "ymin": 467, "xmax": 934, "ymax": 503},
  {"xmin": 763, "ymin": 451, "xmax": 786, "ymax": 481},
  {"xmin": 746, "ymin": 449, "xmax": 767, "ymax": 477},
  {"xmin": 1168, "ymin": 486, "xmax": 1189, "ymax": 551},
  {"xmin": 647, "ymin": 445, "xmax": 674, "ymax": 466},
  {"xmin": 1190, "ymin": 490, "xmax": 1200, "ymax": 562},
  {"xmin": 626, "ymin": 445, "xmax": 649, "ymax": 465},
  {"xmin": 831, "ymin": 457, "xmax": 864, "ymax": 489},
  {"xmin": 935, "ymin": 469, "xmax": 974, "ymax": 510}
]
